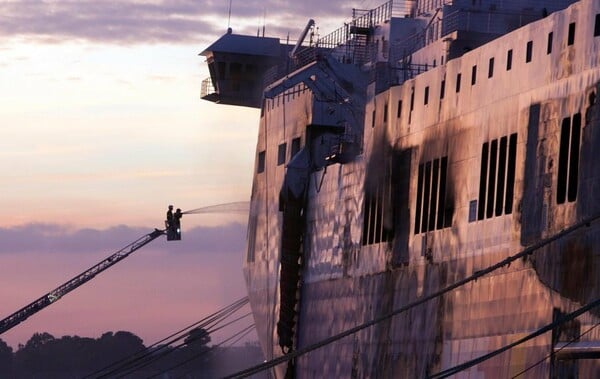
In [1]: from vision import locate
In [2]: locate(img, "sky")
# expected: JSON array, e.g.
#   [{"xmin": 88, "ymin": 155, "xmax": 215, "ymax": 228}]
[{"xmin": 0, "ymin": 0, "xmax": 379, "ymax": 351}]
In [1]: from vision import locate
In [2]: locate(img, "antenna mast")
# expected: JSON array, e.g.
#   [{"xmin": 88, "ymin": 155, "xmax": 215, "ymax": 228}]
[
  {"xmin": 227, "ymin": 0, "xmax": 233, "ymax": 29},
  {"xmin": 263, "ymin": 8, "xmax": 266, "ymax": 37}
]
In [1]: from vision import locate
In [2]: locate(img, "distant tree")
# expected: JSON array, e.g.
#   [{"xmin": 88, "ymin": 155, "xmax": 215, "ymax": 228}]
[
  {"xmin": 184, "ymin": 327, "xmax": 211, "ymax": 350},
  {"xmin": 85, "ymin": 330, "xmax": 146, "ymax": 374},
  {"xmin": 14, "ymin": 332, "xmax": 56, "ymax": 374},
  {"xmin": 112, "ymin": 330, "xmax": 144, "ymax": 349},
  {"xmin": 0, "ymin": 338, "xmax": 13, "ymax": 375},
  {"xmin": 24, "ymin": 332, "xmax": 55, "ymax": 349},
  {"xmin": 13, "ymin": 331, "xmax": 148, "ymax": 377}
]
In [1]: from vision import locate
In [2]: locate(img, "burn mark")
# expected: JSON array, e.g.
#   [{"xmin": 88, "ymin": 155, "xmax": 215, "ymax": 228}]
[
  {"xmin": 532, "ymin": 233, "xmax": 598, "ymax": 315},
  {"xmin": 577, "ymin": 84, "xmax": 600, "ymax": 219},
  {"xmin": 413, "ymin": 135, "xmax": 456, "ymax": 237},
  {"xmin": 361, "ymin": 133, "xmax": 457, "ymax": 265},
  {"xmin": 362, "ymin": 130, "xmax": 395, "ymax": 247},
  {"xmin": 520, "ymin": 103, "xmax": 543, "ymax": 246},
  {"xmin": 559, "ymin": 239, "xmax": 594, "ymax": 301},
  {"xmin": 391, "ymin": 148, "xmax": 412, "ymax": 266}
]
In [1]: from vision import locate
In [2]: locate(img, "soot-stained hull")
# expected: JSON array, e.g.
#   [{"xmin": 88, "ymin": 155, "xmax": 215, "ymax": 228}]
[{"xmin": 202, "ymin": 0, "xmax": 600, "ymax": 377}]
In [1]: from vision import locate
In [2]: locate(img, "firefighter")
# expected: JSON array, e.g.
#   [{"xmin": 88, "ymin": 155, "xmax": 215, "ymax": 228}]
[
  {"xmin": 166, "ymin": 205, "xmax": 174, "ymax": 229},
  {"xmin": 174, "ymin": 208, "xmax": 183, "ymax": 235}
]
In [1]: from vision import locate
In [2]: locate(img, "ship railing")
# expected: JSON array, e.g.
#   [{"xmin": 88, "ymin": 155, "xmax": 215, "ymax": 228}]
[
  {"xmin": 262, "ymin": 65, "xmax": 282, "ymax": 91},
  {"xmin": 389, "ymin": 7, "xmax": 544, "ymax": 69},
  {"xmin": 368, "ymin": 61, "xmax": 434, "ymax": 87},
  {"xmin": 201, "ymin": 77, "xmax": 261, "ymax": 98},
  {"xmin": 350, "ymin": 0, "xmax": 394, "ymax": 29},
  {"xmin": 441, "ymin": 8, "xmax": 542, "ymax": 37},
  {"xmin": 391, "ymin": 0, "xmax": 417, "ymax": 18},
  {"xmin": 200, "ymin": 77, "xmax": 215, "ymax": 98},
  {"xmin": 389, "ymin": 63, "xmax": 432, "ymax": 85},
  {"xmin": 291, "ymin": 0, "xmax": 406, "ymax": 71}
]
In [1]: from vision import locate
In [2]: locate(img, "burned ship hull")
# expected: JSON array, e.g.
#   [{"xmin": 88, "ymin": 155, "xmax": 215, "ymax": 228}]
[{"xmin": 201, "ymin": 0, "xmax": 600, "ymax": 377}]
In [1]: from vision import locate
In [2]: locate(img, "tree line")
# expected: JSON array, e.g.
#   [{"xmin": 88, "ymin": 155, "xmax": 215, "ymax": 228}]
[{"xmin": 0, "ymin": 329, "xmax": 265, "ymax": 378}]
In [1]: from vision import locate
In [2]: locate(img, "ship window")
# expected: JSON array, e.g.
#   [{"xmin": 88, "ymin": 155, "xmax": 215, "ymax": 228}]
[
  {"xmin": 257, "ymin": 151, "xmax": 265, "ymax": 173},
  {"xmin": 440, "ymin": 79, "xmax": 446, "ymax": 99},
  {"xmin": 372, "ymin": 109, "xmax": 376, "ymax": 128},
  {"xmin": 547, "ymin": 32, "xmax": 553, "ymax": 54},
  {"xmin": 397, "ymin": 100, "xmax": 402, "ymax": 118},
  {"xmin": 415, "ymin": 164, "xmax": 424, "ymax": 234},
  {"xmin": 477, "ymin": 143, "xmax": 489, "ymax": 220},
  {"xmin": 246, "ymin": 64, "xmax": 257, "ymax": 73},
  {"xmin": 291, "ymin": 137, "xmax": 302, "ymax": 158},
  {"xmin": 362, "ymin": 163, "xmax": 393, "ymax": 245},
  {"xmin": 595, "ymin": 14, "xmax": 600, "ymax": 37},
  {"xmin": 409, "ymin": 88, "xmax": 415, "ymax": 124},
  {"xmin": 568, "ymin": 22, "xmax": 576, "ymax": 46},
  {"xmin": 505, "ymin": 133, "xmax": 517, "ymax": 214},
  {"xmin": 384, "ymin": 103, "xmax": 388, "ymax": 122},
  {"xmin": 506, "ymin": 49, "xmax": 513, "ymax": 70},
  {"xmin": 568, "ymin": 113, "xmax": 581, "ymax": 201},
  {"xmin": 486, "ymin": 140, "xmax": 497, "ymax": 219},
  {"xmin": 469, "ymin": 200, "xmax": 478, "ymax": 222},
  {"xmin": 526, "ymin": 41, "xmax": 533, "ymax": 63},
  {"xmin": 456, "ymin": 73, "xmax": 462, "ymax": 93},
  {"xmin": 488, "ymin": 58, "xmax": 494, "ymax": 78},
  {"xmin": 246, "ymin": 215, "xmax": 257, "ymax": 262},
  {"xmin": 277, "ymin": 143, "xmax": 287, "ymax": 166},
  {"xmin": 421, "ymin": 162, "xmax": 431, "ymax": 233},
  {"xmin": 557, "ymin": 117, "xmax": 570, "ymax": 203},
  {"xmin": 424, "ymin": 86, "xmax": 429, "ymax": 105},
  {"xmin": 495, "ymin": 136, "xmax": 507, "ymax": 216},
  {"xmin": 477, "ymin": 133, "xmax": 517, "ymax": 220},
  {"xmin": 438, "ymin": 157, "xmax": 450, "ymax": 229},
  {"xmin": 557, "ymin": 113, "xmax": 581, "ymax": 204},
  {"xmin": 414, "ymin": 156, "xmax": 451, "ymax": 234},
  {"xmin": 471, "ymin": 65, "xmax": 477, "ymax": 85}
]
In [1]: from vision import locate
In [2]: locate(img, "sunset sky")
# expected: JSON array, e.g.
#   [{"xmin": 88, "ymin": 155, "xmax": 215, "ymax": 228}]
[{"xmin": 0, "ymin": 0, "xmax": 375, "ymax": 350}]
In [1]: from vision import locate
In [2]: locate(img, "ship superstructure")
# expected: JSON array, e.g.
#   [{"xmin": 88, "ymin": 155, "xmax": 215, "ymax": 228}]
[{"xmin": 201, "ymin": 0, "xmax": 600, "ymax": 377}]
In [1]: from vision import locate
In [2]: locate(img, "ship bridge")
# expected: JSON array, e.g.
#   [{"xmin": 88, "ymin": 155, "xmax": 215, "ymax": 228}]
[{"xmin": 199, "ymin": 29, "xmax": 287, "ymax": 108}]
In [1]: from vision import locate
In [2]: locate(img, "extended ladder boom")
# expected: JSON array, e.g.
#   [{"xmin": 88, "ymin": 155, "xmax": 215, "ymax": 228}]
[{"xmin": 0, "ymin": 229, "xmax": 165, "ymax": 336}]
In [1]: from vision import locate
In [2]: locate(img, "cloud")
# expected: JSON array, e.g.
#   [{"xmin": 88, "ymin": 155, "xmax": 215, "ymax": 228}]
[
  {"xmin": 0, "ymin": 222, "xmax": 247, "ymax": 255},
  {"xmin": 0, "ymin": 0, "xmax": 217, "ymax": 44},
  {"xmin": 0, "ymin": 0, "xmax": 360, "ymax": 45}
]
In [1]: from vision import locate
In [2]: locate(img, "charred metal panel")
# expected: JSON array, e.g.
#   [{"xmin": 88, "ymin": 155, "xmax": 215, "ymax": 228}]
[
  {"xmin": 520, "ymin": 103, "xmax": 543, "ymax": 245},
  {"xmin": 532, "ymin": 228, "xmax": 600, "ymax": 311},
  {"xmin": 295, "ymin": 265, "xmax": 446, "ymax": 378},
  {"xmin": 391, "ymin": 149, "xmax": 412, "ymax": 266},
  {"xmin": 577, "ymin": 84, "xmax": 600, "ymax": 219}
]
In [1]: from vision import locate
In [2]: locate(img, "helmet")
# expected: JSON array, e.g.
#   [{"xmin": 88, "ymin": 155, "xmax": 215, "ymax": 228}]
[{"xmin": 168, "ymin": 205, "xmax": 174, "ymax": 209}]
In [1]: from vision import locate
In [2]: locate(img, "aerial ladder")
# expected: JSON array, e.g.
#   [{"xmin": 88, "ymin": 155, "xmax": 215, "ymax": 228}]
[{"xmin": 0, "ymin": 209, "xmax": 184, "ymax": 336}]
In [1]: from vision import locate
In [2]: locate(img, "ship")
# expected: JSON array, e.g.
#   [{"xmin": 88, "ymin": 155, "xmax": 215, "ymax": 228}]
[{"xmin": 200, "ymin": 0, "xmax": 600, "ymax": 377}]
